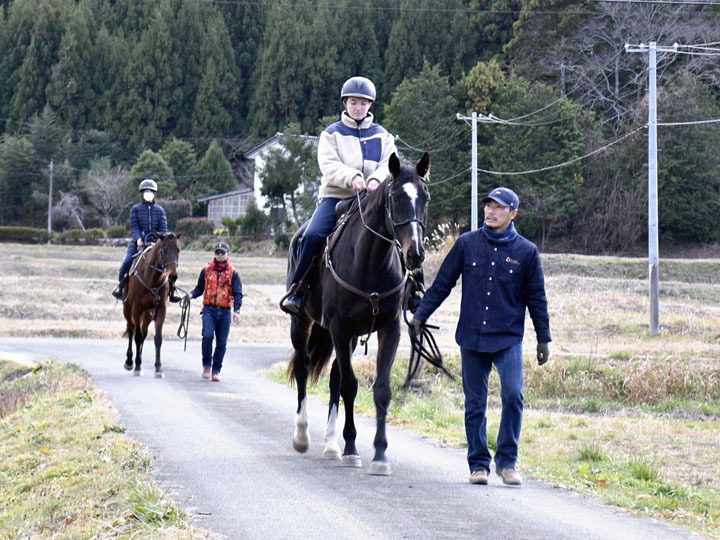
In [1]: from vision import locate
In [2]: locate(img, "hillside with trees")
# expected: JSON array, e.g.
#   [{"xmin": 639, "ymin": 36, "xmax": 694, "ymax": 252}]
[{"xmin": 2, "ymin": 0, "xmax": 720, "ymax": 252}]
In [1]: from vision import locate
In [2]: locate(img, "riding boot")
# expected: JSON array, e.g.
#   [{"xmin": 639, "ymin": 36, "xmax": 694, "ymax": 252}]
[
  {"xmin": 112, "ymin": 280, "xmax": 124, "ymax": 300},
  {"xmin": 280, "ymin": 282, "xmax": 309, "ymax": 315}
]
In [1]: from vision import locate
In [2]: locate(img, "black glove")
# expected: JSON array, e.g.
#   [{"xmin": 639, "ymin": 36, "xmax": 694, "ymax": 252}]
[
  {"xmin": 537, "ymin": 343, "xmax": 550, "ymax": 365},
  {"xmin": 409, "ymin": 317, "xmax": 424, "ymax": 336}
]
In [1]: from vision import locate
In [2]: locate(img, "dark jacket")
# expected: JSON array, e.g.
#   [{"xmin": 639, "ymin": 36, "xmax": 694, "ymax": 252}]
[
  {"xmin": 414, "ymin": 223, "xmax": 551, "ymax": 353},
  {"xmin": 191, "ymin": 265, "xmax": 243, "ymax": 313},
  {"xmin": 129, "ymin": 202, "xmax": 168, "ymax": 243}
]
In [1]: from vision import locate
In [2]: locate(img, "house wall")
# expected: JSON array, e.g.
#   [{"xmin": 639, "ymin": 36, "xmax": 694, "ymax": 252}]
[{"xmin": 207, "ymin": 191, "xmax": 253, "ymax": 227}]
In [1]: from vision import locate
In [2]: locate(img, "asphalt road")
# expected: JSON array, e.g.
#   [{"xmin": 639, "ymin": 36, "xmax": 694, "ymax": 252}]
[{"xmin": 0, "ymin": 337, "xmax": 700, "ymax": 540}]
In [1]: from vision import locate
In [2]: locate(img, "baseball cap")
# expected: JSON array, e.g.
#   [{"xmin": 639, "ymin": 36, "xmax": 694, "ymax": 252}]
[
  {"xmin": 482, "ymin": 187, "xmax": 519, "ymax": 210},
  {"xmin": 214, "ymin": 241, "xmax": 230, "ymax": 254}
]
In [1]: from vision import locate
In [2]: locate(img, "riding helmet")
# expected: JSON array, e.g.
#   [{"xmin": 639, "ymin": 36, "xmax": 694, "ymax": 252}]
[
  {"xmin": 341, "ymin": 77, "xmax": 376, "ymax": 102},
  {"xmin": 138, "ymin": 178, "xmax": 158, "ymax": 192}
]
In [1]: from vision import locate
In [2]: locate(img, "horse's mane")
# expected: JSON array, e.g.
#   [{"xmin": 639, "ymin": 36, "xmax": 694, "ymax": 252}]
[{"xmin": 360, "ymin": 179, "xmax": 388, "ymax": 216}]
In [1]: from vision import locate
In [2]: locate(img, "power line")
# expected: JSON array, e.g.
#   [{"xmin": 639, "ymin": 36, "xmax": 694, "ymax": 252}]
[{"xmin": 475, "ymin": 125, "xmax": 645, "ymax": 176}]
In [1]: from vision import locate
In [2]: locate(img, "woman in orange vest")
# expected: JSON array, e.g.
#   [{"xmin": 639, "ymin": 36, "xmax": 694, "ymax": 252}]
[{"xmin": 190, "ymin": 241, "xmax": 243, "ymax": 382}]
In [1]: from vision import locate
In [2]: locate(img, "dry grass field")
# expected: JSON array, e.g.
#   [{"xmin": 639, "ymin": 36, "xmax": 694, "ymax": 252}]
[{"xmin": 1, "ymin": 241, "xmax": 719, "ymax": 537}]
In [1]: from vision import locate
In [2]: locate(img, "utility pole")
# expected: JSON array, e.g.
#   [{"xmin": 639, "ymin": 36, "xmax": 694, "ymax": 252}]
[
  {"xmin": 457, "ymin": 112, "xmax": 479, "ymax": 230},
  {"xmin": 47, "ymin": 159, "xmax": 54, "ymax": 245},
  {"xmin": 625, "ymin": 41, "xmax": 677, "ymax": 337}
]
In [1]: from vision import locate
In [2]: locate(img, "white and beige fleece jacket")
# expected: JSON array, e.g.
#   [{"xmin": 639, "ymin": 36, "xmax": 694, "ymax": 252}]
[{"xmin": 317, "ymin": 111, "xmax": 397, "ymax": 200}]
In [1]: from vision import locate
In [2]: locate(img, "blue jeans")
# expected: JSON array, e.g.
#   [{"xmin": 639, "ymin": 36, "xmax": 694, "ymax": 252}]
[
  {"xmin": 119, "ymin": 242, "xmax": 138, "ymax": 281},
  {"xmin": 461, "ymin": 343, "xmax": 524, "ymax": 473},
  {"xmin": 201, "ymin": 306, "xmax": 232, "ymax": 373},
  {"xmin": 290, "ymin": 197, "xmax": 340, "ymax": 284}
]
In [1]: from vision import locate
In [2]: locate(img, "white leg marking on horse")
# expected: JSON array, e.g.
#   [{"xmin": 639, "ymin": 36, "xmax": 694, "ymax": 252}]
[
  {"xmin": 293, "ymin": 397, "xmax": 310, "ymax": 453},
  {"xmin": 323, "ymin": 404, "xmax": 341, "ymax": 460},
  {"xmin": 402, "ymin": 183, "xmax": 422, "ymax": 257},
  {"xmin": 369, "ymin": 460, "xmax": 392, "ymax": 476}
]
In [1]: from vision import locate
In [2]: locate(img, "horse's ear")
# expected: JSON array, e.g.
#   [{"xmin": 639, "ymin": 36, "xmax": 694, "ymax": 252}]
[
  {"xmin": 157, "ymin": 232, "xmax": 165, "ymax": 240},
  {"xmin": 389, "ymin": 152, "xmax": 401, "ymax": 178},
  {"xmin": 417, "ymin": 152, "xmax": 430, "ymax": 179},
  {"xmin": 175, "ymin": 231, "xmax": 183, "ymax": 240}
]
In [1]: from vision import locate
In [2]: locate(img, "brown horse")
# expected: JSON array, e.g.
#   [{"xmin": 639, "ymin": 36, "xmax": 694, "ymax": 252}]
[{"xmin": 122, "ymin": 232, "xmax": 182, "ymax": 378}]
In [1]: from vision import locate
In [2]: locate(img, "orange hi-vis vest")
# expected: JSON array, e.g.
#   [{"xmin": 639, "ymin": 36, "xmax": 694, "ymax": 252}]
[{"xmin": 202, "ymin": 262, "xmax": 235, "ymax": 309}]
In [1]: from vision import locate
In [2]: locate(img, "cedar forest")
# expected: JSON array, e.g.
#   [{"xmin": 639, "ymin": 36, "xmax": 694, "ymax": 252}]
[{"xmin": 2, "ymin": 0, "xmax": 720, "ymax": 253}]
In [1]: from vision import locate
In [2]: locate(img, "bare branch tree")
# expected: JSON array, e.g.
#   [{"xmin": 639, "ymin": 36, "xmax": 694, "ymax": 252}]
[{"xmin": 82, "ymin": 164, "xmax": 134, "ymax": 228}]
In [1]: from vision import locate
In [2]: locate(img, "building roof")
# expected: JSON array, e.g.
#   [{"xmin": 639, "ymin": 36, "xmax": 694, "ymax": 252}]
[
  {"xmin": 197, "ymin": 187, "xmax": 253, "ymax": 203},
  {"xmin": 243, "ymin": 131, "xmax": 318, "ymax": 160}
]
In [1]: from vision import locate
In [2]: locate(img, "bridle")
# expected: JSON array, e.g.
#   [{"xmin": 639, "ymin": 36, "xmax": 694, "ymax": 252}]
[
  {"xmin": 131, "ymin": 240, "xmax": 179, "ymax": 304},
  {"xmin": 324, "ymin": 175, "xmax": 427, "ymax": 350}
]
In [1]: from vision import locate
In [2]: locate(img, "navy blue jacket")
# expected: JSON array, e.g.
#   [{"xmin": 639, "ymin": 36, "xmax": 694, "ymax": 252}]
[
  {"xmin": 414, "ymin": 223, "xmax": 551, "ymax": 353},
  {"xmin": 129, "ymin": 202, "xmax": 168, "ymax": 243},
  {"xmin": 191, "ymin": 267, "xmax": 243, "ymax": 313}
]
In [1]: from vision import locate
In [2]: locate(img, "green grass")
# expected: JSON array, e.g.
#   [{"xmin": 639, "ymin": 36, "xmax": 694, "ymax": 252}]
[{"xmin": 0, "ymin": 359, "xmax": 205, "ymax": 539}]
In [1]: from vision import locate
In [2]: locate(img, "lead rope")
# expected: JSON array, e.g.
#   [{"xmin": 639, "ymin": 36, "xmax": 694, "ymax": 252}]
[
  {"xmin": 175, "ymin": 286, "xmax": 191, "ymax": 351},
  {"xmin": 401, "ymin": 277, "xmax": 454, "ymax": 386}
]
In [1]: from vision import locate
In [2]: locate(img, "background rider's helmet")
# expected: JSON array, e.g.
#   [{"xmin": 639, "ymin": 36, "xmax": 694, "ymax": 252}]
[
  {"xmin": 341, "ymin": 77, "xmax": 376, "ymax": 102},
  {"xmin": 138, "ymin": 178, "xmax": 158, "ymax": 192}
]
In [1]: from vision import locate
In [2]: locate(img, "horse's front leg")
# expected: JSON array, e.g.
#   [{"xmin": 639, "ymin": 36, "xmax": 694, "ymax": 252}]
[
  {"xmin": 133, "ymin": 324, "xmax": 144, "ymax": 376},
  {"xmin": 291, "ymin": 314, "xmax": 312, "ymax": 453},
  {"xmin": 124, "ymin": 325, "xmax": 134, "ymax": 371},
  {"xmin": 153, "ymin": 308, "xmax": 166, "ymax": 379},
  {"xmin": 368, "ymin": 318, "xmax": 401, "ymax": 476},
  {"xmin": 323, "ymin": 359, "xmax": 341, "ymax": 460},
  {"xmin": 331, "ymin": 327, "xmax": 360, "ymax": 468}
]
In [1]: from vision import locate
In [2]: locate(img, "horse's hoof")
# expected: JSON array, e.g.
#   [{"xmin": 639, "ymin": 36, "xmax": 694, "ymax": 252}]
[
  {"xmin": 124, "ymin": 361, "xmax": 133, "ymax": 371},
  {"xmin": 342, "ymin": 454, "xmax": 362, "ymax": 468},
  {"xmin": 293, "ymin": 426, "xmax": 310, "ymax": 453},
  {"xmin": 133, "ymin": 369, "xmax": 142, "ymax": 377},
  {"xmin": 368, "ymin": 460, "xmax": 392, "ymax": 476},
  {"xmin": 323, "ymin": 443, "xmax": 341, "ymax": 460},
  {"xmin": 154, "ymin": 371, "xmax": 164, "ymax": 379}
]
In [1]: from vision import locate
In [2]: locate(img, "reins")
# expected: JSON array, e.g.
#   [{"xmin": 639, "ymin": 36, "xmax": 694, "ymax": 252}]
[{"xmin": 323, "ymin": 184, "xmax": 410, "ymax": 353}]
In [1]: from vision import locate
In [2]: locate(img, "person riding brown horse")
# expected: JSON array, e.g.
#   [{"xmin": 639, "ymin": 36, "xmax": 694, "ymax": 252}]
[{"xmin": 122, "ymin": 232, "xmax": 182, "ymax": 378}]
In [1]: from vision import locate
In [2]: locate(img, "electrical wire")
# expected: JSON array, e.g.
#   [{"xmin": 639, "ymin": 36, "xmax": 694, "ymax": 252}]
[{"xmin": 475, "ymin": 125, "xmax": 645, "ymax": 177}]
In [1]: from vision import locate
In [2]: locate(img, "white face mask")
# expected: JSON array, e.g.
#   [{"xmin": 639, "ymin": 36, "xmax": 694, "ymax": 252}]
[{"xmin": 142, "ymin": 190, "xmax": 155, "ymax": 202}]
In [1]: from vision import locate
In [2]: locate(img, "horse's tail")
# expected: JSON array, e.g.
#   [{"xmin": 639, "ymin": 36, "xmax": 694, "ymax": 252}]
[{"xmin": 287, "ymin": 322, "xmax": 334, "ymax": 385}]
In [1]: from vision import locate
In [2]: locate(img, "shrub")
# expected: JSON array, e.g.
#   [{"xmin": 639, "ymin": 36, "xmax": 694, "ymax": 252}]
[
  {"xmin": 0, "ymin": 226, "xmax": 52, "ymax": 243},
  {"xmin": 106, "ymin": 225, "xmax": 129, "ymax": 238},
  {"xmin": 221, "ymin": 216, "xmax": 239, "ymax": 236},
  {"xmin": 239, "ymin": 199, "xmax": 270, "ymax": 241},
  {"xmin": 159, "ymin": 198, "xmax": 192, "ymax": 230},
  {"xmin": 274, "ymin": 231, "xmax": 290, "ymax": 250},
  {"xmin": 175, "ymin": 217, "xmax": 215, "ymax": 238},
  {"xmin": 58, "ymin": 228, "xmax": 106, "ymax": 245}
]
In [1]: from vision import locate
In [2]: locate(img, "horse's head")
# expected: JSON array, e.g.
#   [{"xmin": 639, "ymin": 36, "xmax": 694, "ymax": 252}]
[
  {"xmin": 155, "ymin": 232, "xmax": 183, "ymax": 284},
  {"xmin": 386, "ymin": 152, "xmax": 430, "ymax": 274}
]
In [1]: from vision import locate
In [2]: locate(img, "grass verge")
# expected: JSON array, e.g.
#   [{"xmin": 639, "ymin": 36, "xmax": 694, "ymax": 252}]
[
  {"xmin": 0, "ymin": 358, "xmax": 209, "ymax": 539},
  {"xmin": 266, "ymin": 352, "xmax": 720, "ymax": 539}
]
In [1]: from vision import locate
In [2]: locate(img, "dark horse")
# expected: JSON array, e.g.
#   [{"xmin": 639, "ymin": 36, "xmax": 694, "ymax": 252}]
[
  {"xmin": 122, "ymin": 232, "xmax": 182, "ymax": 378},
  {"xmin": 286, "ymin": 152, "xmax": 430, "ymax": 475}
]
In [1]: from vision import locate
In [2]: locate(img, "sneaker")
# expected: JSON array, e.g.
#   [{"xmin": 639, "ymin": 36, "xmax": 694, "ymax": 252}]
[
  {"xmin": 202, "ymin": 367, "xmax": 211, "ymax": 380},
  {"xmin": 496, "ymin": 467, "xmax": 522, "ymax": 486},
  {"xmin": 469, "ymin": 469, "xmax": 488, "ymax": 485},
  {"xmin": 211, "ymin": 372, "xmax": 220, "ymax": 382}
]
